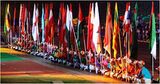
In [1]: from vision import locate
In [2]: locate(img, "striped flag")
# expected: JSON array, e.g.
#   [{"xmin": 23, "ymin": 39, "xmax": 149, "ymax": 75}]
[
  {"xmin": 4, "ymin": 4, "xmax": 10, "ymax": 34},
  {"xmin": 123, "ymin": 2, "xmax": 132, "ymax": 57},
  {"xmin": 123, "ymin": 2, "xmax": 131, "ymax": 32},
  {"xmin": 66, "ymin": 4, "xmax": 71, "ymax": 49},
  {"xmin": 112, "ymin": 2, "xmax": 119, "ymax": 58},
  {"xmin": 150, "ymin": 2, "xmax": 156, "ymax": 59},
  {"xmin": 66, "ymin": 4, "xmax": 76, "ymax": 50},
  {"xmin": 32, "ymin": 4, "xmax": 39, "ymax": 42},
  {"xmin": 93, "ymin": 2, "xmax": 102, "ymax": 54}
]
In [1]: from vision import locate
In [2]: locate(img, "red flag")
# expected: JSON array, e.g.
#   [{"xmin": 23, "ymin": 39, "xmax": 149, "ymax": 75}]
[
  {"xmin": 78, "ymin": 3, "xmax": 83, "ymax": 23},
  {"xmin": 59, "ymin": 3, "xmax": 67, "ymax": 49},
  {"xmin": 21, "ymin": 4, "xmax": 26, "ymax": 36},
  {"xmin": 49, "ymin": 3, "xmax": 54, "ymax": 44},
  {"xmin": 87, "ymin": 3, "xmax": 94, "ymax": 51},
  {"xmin": 45, "ymin": 3, "xmax": 49, "ymax": 43},
  {"xmin": 58, "ymin": 3, "xmax": 63, "ymax": 44},
  {"xmin": 69, "ymin": 3, "xmax": 76, "ymax": 50},
  {"xmin": 32, "ymin": 4, "xmax": 39, "ymax": 42},
  {"xmin": 77, "ymin": 3, "xmax": 83, "ymax": 50},
  {"xmin": 104, "ymin": 3, "xmax": 112, "ymax": 55}
]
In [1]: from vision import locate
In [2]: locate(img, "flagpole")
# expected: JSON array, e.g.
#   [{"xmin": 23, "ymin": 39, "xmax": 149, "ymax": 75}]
[
  {"xmin": 10, "ymin": 29, "xmax": 12, "ymax": 49},
  {"xmin": 118, "ymin": 32, "xmax": 122, "ymax": 57},
  {"xmin": 83, "ymin": 29, "xmax": 87, "ymax": 52},
  {"xmin": 72, "ymin": 25, "xmax": 82, "ymax": 63},
  {"xmin": 152, "ymin": 55, "xmax": 154, "ymax": 77}
]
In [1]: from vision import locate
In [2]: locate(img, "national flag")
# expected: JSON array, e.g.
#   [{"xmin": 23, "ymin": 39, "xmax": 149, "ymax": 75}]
[
  {"xmin": 87, "ymin": 3, "xmax": 94, "ymax": 51},
  {"xmin": 112, "ymin": 2, "xmax": 119, "ymax": 59},
  {"xmin": 66, "ymin": 4, "xmax": 71, "ymax": 49},
  {"xmin": 28, "ymin": 12, "xmax": 31, "ymax": 36},
  {"xmin": 4, "ymin": 4, "xmax": 10, "ymax": 34},
  {"xmin": 49, "ymin": 3, "xmax": 54, "ymax": 44},
  {"xmin": 45, "ymin": 3, "xmax": 49, "ymax": 43},
  {"xmin": 58, "ymin": 3, "xmax": 62, "ymax": 44},
  {"xmin": 21, "ymin": 4, "xmax": 26, "ymax": 36},
  {"xmin": 58, "ymin": 3, "xmax": 67, "ymax": 49},
  {"xmin": 123, "ymin": 2, "xmax": 132, "ymax": 57},
  {"xmin": 32, "ymin": 4, "xmax": 39, "ymax": 42},
  {"xmin": 12, "ymin": 7, "xmax": 16, "ymax": 36},
  {"xmin": 104, "ymin": 3, "xmax": 112, "ymax": 55},
  {"xmin": 41, "ymin": 4, "xmax": 45, "ymax": 43},
  {"xmin": 123, "ymin": 2, "xmax": 131, "ymax": 32},
  {"xmin": 66, "ymin": 4, "xmax": 73, "ymax": 32},
  {"xmin": 19, "ymin": 4, "xmax": 22, "ymax": 37},
  {"xmin": 92, "ymin": 2, "xmax": 102, "ymax": 54},
  {"xmin": 131, "ymin": 2, "xmax": 138, "ymax": 59},
  {"xmin": 25, "ymin": 7, "xmax": 28, "ymax": 34},
  {"xmin": 133, "ymin": 3, "xmax": 138, "ymax": 26},
  {"xmin": 150, "ymin": 2, "xmax": 156, "ymax": 59},
  {"xmin": 66, "ymin": 4, "xmax": 76, "ymax": 50},
  {"xmin": 77, "ymin": 3, "xmax": 83, "ymax": 50}
]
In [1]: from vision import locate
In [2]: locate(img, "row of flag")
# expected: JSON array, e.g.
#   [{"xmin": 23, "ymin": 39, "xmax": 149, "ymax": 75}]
[{"xmin": 3, "ymin": 2, "xmax": 157, "ymax": 59}]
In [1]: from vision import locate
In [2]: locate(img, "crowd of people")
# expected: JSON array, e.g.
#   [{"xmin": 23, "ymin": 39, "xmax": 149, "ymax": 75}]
[{"xmin": 10, "ymin": 37, "xmax": 155, "ymax": 83}]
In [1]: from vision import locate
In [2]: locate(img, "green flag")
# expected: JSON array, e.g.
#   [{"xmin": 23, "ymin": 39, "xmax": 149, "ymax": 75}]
[
  {"xmin": 131, "ymin": 2, "xmax": 138, "ymax": 59},
  {"xmin": 150, "ymin": 2, "xmax": 156, "ymax": 59},
  {"xmin": 4, "ymin": 4, "xmax": 10, "ymax": 34}
]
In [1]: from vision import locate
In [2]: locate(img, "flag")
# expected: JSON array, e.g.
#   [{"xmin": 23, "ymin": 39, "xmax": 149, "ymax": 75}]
[
  {"xmin": 112, "ymin": 2, "xmax": 119, "ymax": 58},
  {"xmin": 41, "ymin": 4, "xmax": 45, "ymax": 43},
  {"xmin": 12, "ymin": 7, "xmax": 16, "ymax": 36},
  {"xmin": 131, "ymin": 2, "xmax": 138, "ymax": 59},
  {"xmin": 4, "ymin": 4, "xmax": 10, "ymax": 34},
  {"xmin": 32, "ymin": 4, "xmax": 39, "ymax": 42},
  {"xmin": 66, "ymin": 4, "xmax": 76, "ymax": 50},
  {"xmin": 77, "ymin": 3, "xmax": 83, "ymax": 50},
  {"xmin": 21, "ymin": 4, "xmax": 26, "ymax": 36},
  {"xmin": 66, "ymin": 5, "xmax": 71, "ymax": 49},
  {"xmin": 19, "ymin": 4, "xmax": 22, "ymax": 37},
  {"xmin": 66, "ymin": 4, "xmax": 73, "ymax": 32},
  {"xmin": 59, "ymin": 3, "xmax": 67, "ymax": 48},
  {"xmin": 58, "ymin": 3, "xmax": 67, "ymax": 49},
  {"xmin": 123, "ymin": 2, "xmax": 131, "ymax": 32},
  {"xmin": 87, "ymin": 3, "xmax": 94, "ymax": 51},
  {"xmin": 58, "ymin": 3, "xmax": 62, "ymax": 44},
  {"xmin": 93, "ymin": 2, "xmax": 102, "ymax": 54},
  {"xmin": 104, "ymin": 3, "xmax": 112, "ymax": 55},
  {"xmin": 134, "ymin": 3, "xmax": 138, "ymax": 26},
  {"xmin": 25, "ymin": 7, "xmax": 28, "ymax": 34},
  {"xmin": 150, "ymin": 2, "xmax": 156, "ymax": 59},
  {"xmin": 49, "ymin": 3, "xmax": 54, "ymax": 44},
  {"xmin": 28, "ymin": 12, "xmax": 31, "ymax": 36},
  {"xmin": 45, "ymin": 3, "xmax": 49, "ymax": 43},
  {"xmin": 123, "ymin": 2, "xmax": 132, "ymax": 57}
]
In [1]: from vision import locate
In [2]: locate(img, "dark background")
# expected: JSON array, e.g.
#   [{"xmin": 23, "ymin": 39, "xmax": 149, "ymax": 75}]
[{"xmin": 1, "ymin": 1, "xmax": 159, "ymax": 27}]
